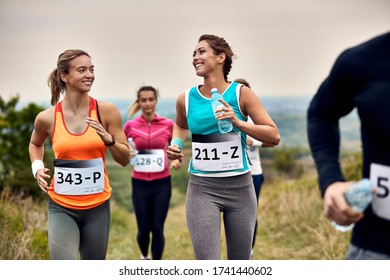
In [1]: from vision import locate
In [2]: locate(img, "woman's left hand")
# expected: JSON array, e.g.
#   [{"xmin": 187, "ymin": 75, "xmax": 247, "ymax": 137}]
[{"xmin": 86, "ymin": 117, "xmax": 113, "ymax": 145}]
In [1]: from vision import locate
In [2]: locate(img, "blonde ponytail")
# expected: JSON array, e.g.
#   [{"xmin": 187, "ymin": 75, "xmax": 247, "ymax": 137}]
[{"xmin": 127, "ymin": 100, "xmax": 140, "ymax": 118}]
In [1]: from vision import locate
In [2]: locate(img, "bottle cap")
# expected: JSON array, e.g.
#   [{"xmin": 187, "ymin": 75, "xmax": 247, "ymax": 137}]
[{"xmin": 211, "ymin": 88, "xmax": 218, "ymax": 93}]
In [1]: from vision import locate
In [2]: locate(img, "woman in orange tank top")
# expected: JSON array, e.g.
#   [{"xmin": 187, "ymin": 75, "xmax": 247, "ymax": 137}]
[{"xmin": 28, "ymin": 49, "xmax": 130, "ymax": 260}]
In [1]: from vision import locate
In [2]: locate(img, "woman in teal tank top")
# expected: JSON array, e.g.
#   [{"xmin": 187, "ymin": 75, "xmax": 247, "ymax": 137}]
[{"xmin": 167, "ymin": 34, "xmax": 280, "ymax": 259}]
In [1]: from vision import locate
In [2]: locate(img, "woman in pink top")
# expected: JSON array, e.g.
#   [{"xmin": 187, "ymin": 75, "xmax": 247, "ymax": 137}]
[{"xmin": 123, "ymin": 86, "xmax": 181, "ymax": 260}]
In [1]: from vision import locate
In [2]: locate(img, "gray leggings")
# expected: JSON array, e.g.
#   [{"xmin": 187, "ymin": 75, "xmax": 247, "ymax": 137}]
[
  {"xmin": 48, "ymin": 198, "xmax": 110, "ymax": 260},
  {"xmin": 186, "ymin": 172, "xmax": 257, "ymax": 260},
  {"xmin": 346, "ymin": 243, "xmax": 390, "ymax": 260}
]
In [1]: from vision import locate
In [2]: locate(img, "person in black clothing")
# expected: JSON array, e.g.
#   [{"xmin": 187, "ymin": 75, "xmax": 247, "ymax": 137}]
[{"xmin": 307, "ymin": 31, "xmax": 390, "ymax": 259}]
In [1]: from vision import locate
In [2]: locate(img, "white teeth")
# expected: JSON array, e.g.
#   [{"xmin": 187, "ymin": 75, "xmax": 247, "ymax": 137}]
[{"xmin": 195, "ymin": 63, "xmax": 203, "ymax": 68}]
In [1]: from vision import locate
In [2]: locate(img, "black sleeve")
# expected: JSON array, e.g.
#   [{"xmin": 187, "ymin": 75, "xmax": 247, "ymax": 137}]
[{"xmin": 307, "ymin": 47, "xmax": 364, "ymax": 196}]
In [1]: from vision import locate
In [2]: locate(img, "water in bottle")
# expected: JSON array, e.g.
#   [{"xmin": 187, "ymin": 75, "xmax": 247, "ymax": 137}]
[
  {"xmin": 210, "ymin": 88, "xmax": 233, "ymax": 133},
  {"xmin": 127, "ymin": 137, "xmax": 138, "ymax": 165},
  {"xmin": 332, "ymin": 178, "xmax": 374, "ymax": 232}
]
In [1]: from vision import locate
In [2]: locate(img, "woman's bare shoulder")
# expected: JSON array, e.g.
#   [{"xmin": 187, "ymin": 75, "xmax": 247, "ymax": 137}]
[{"xmin": 34, "ymin": 106, "xmax": 55, "ymax": 133}]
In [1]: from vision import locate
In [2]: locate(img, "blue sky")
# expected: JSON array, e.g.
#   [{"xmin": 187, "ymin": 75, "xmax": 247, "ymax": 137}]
[{"xmin": 1, "ymin": 0, "xmax": 389, "ymax": 103}]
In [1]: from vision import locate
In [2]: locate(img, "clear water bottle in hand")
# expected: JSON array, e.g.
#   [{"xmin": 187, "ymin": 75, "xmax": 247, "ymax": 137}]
[
  {"xmin": 210, "ymin": 88, "xmax": 233, "ymax": 133},
  {"xmin": 332, "ymin": 178, "xmax": 374, "ymax": 232},
  {"xmin": 127, "ymin": 137, "xmax": 138, "ymax": 166}
]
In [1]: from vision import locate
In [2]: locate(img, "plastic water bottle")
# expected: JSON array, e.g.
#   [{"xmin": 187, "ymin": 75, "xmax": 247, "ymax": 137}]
[
  {"xmin": 127, "ymin": 137, "xmax": 138, "ymax": 165},
  {"xmin": 210, "ymin": 88, "xmax": 233, "ymax": 133},
  {"xmin": 332, "ymin": 178, "xmax": 374, "ymax": 232}
]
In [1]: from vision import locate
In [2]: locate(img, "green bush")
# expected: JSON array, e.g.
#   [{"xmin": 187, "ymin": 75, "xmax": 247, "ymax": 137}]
[
  {"xmin": 0, "ymin": 95, "xmax": 48, "ymax": 198},
  {"xmin": 272, "ymin": 146, "xmax": 304, "ymax": 178}
]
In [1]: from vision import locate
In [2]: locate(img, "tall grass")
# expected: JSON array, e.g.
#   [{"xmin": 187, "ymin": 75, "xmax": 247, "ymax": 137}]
[
  {"xmin": 0, "ymin": 148, "xmax": 359, "ymax": 260},
  {"xmin": 0, "ymin": 188, "xmax": 49, "ymax": 259}
]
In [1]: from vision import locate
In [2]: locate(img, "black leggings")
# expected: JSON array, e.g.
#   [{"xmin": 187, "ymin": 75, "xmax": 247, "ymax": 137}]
[
  {"xmin": 48, "ymin": 198, "xmax": 110, "ymax": 260},
  {"xmin": 132, "ymin": 176, "xmax": 172, "ymax": 260}
]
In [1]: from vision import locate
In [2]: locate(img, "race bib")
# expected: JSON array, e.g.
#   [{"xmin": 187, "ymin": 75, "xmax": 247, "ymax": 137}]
[
  {"xmin": 192, "ymin": 132, "xmax": 243, "ymax": 172},
  {"xmin": 247, "ymin": 145, "xmax": 259, "ymax": 162},
  {"xmin": 370, "ymin": 163, "xmax": 390, "ymax": 220},
  {"xmin": 133, "ymin": 149, "xmax": 165, "ymax": 173},
  {"xmin": 54, "ymin": 158, "xmax": 104, "ymax": 195}
]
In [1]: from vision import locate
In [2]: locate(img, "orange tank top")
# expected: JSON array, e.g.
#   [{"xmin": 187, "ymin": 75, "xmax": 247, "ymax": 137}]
[{"xmin": 48, "ymin": 97, "xmax": 111, "ymax": 210}]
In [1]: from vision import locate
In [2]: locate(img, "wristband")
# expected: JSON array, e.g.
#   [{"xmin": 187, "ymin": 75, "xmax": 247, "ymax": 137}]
[
  {"xmin": 171, "ymin": 137, "xmax": 184, "ymax": 151},
  {"xmin": 31, "ymin": 160, "xmax": 45, "ymax": 178},
  {"xmin": 105, "ymin": 134, "xmax": 116, "ymax": 146}
]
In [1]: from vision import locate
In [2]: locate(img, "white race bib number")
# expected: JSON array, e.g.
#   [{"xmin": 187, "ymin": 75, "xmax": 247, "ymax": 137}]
[
  {"xmin": 370, "ymin": 163, "xmax": 390, "ymax": 220},
  {"xmin": 192, "ymin": 132, "xmax": 243, "ymax": 172},
  {"xmin": 133, "ymin": 149, "xmax": 165, "ymax": 173},
  {"xmin": 54, "ymin": 158, "xmax": 104, "ymax": 195}
]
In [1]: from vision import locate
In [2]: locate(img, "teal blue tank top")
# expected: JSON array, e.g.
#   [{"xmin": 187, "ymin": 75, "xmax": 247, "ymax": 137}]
[{"xmin": 185, "ymin": 82, "xmax": 250, "ymax": 177}]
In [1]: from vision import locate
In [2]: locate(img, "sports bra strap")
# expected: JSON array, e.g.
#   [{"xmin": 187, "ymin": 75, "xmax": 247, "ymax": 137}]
[{"xmin": 95, "ymin": 99, "xmax": 103, "ymax": 125}]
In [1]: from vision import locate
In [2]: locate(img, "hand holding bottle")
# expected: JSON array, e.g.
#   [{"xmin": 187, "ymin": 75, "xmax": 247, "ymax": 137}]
[
  {"xmin": 325, "ymin": 179, "xmax": 375, "ymax": 232},
  {"xmin": 210, "ymin": 88, "xmax": 233, "ymax": 133},
  {"xmin": 127, "ymin": 137, "xmax": 138, "ymax": 165}
]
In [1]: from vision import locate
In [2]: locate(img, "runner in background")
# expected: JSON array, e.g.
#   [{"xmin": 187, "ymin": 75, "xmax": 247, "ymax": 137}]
[{"xmin": 124, "ymin": 85, "xmax": 182, "ymax": 260}]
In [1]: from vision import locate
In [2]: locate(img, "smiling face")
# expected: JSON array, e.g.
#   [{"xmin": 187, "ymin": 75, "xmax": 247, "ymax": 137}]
[
  {"xmin": 192, "ymin": 40, "xmax": 223, "ymax": 78},
  {"xmin": 61, "ymin": 55, "xmax": 95, "ymax": 93}
]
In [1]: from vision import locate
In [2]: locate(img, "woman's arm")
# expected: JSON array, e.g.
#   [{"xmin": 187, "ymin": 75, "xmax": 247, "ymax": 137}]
[
  {"xmin": 167, "ymin": 93, "xmax": 188, "ymax": 160},
  {"xmin": 236, "ymin": 86, "xmax": 280, "ymax": 146},
  {"xmin": 29, "ymin": 108, "xmax": 53, "ymax": 192},
  {"xmin": 91, "ymin": 101, "xmax": 130, "ymax": 167}
]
